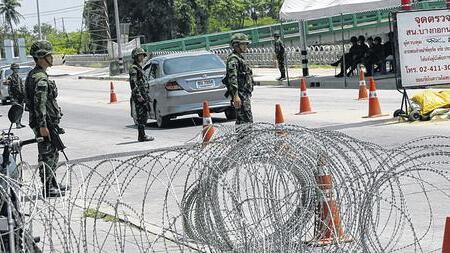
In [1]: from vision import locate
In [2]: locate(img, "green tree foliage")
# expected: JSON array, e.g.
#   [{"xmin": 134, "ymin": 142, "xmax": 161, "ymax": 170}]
[
  {"xmin": 102, "ymin": 0, "xmax": 282, "ymax": 43},
  {"xmin": 0, "ymin": 0, "xmax": 23, "ymax": 55},
  {"xmin": 106, "ymin": 0, "xmax": 177, "ymax": 43},
  {"xmin": 16, "ymin": 25, "xmax": 90, "ymax": 55},
  {"xmin": 83, "ymin": 0, "xmax": 111, "ymax": 53},
  {"xmin": 0, "ymin": 0, "xmax": 23, "ymax": 37},
  {"xmin": 33, "ymin": 23, "xmax": 57, "ymax": 38}
]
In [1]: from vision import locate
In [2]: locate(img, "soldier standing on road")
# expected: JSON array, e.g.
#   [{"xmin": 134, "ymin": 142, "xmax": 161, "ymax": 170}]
[
  {"xmin": 8, "ymin": 63, "xmax": 26, "ymax": 128},
  {"xmin": 226, "ymin": 33, "xmax": 254, "ymax": 126},
  {"xmin": 129, "ymin": 47, "xmax": 154, "ymax": 142},
  {"xmin": 273, "ymin": 32, "xmax": 286, "ymax": 81},
  {"xmin": 25, "ymin": 40, "xmax": 67, "ymax": 198}
]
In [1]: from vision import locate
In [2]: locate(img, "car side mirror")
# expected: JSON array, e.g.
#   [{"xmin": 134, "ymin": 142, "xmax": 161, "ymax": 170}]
[{"xmin": 8, "ymin": 103, "xmax": 23, "ymax": 124}]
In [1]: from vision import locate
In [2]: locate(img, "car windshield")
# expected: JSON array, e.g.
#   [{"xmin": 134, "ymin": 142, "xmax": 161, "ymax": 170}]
[
  {"xmin": 4, "ymin": 67, "xmax": 32, "ymax": 78},
  {"xmin": 163, "ymin": 54, "xmax": 225, "ymax": 75}
]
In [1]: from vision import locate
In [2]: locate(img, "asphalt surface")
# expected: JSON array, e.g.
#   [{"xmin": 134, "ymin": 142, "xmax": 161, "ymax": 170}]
[
  {"xmin": 0, "ymin": 76, "xmax": 449, "ymax": 164},
  {"xmin": 1, "ymin": 75, "xmax": 449, "ymax": 252}
]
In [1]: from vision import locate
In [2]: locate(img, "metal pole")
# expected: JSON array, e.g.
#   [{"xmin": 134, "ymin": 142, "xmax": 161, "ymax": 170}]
[
  {"xmin": 341, "ymin": 13, "xmax": 347, "ymax": 88},
  {"xmin": 62, "ymin": 17, "xmax": 66, "ymax": 34},
  {"xmin": 36, "ymin": 0, "xmax": 42, "ymax": 39},
  {"xmin": 4, "ymin": 147, "xmax": 16, "ymax": 253},
  {"xmin": 113, "ymin": 0, "xmax": 124, "ymax": 73},
  {"xmin": 300, "ymin": 20, "xmax": 309, "ymax": 77}
]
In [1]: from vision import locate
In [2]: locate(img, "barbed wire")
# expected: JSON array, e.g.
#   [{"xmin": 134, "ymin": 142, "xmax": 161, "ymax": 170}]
[{"xmin": 1, "ymin": 123, "xmax": 449, "ymax": 252}]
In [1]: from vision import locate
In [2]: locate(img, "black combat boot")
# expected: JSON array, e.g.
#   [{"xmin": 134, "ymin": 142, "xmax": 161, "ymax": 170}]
[
  {"xmin": 42, "ymin": 181, "xmax": 65, "ymax": 198},
  {"xmin": 16, "ymin": 120, "xmax": 25, "ymax": 128},
  {"xmin": 278, "ymin": 72, "xmax": 286, "ymax": 81},
  {"xmin": 138, "ymin": 125, "xmax": 154, "ymax": 142},
  {"xmin": 52, "ymin": 177, "xmax": 70, "ymax": 191}
]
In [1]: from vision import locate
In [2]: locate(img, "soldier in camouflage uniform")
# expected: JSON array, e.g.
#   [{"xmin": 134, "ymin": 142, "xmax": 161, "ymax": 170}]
[
  {"xmin": 7, "ymin": 63, "xmax": 26, "ymax": 128},
  {"xmin": 226, "ymin": 33, "xmax": 254, "ymax": 125},
  {"xmin": 273, "ymin": 32, "xmax": 286, "ymax": 81},
  {"xmin": 25, "ymin": 40, "xmax": 67, "ymax": 198},
  {"xmin": 129, "ymin": 47, "xmax": 154, "ymax": 142}
]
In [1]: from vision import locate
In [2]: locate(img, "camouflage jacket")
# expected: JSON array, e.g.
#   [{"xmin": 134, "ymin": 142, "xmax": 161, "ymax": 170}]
[
  {"xmin": 129, "ymin": 62, "xmax": 149, "ymax": 101},
  {"xmin": 226, "ymin": 51, "xmax": 254, "ymax": 99},
  {"xmin": 274, "ymin": 38, "xmax": 285, "ymax": 57},
  {"xmin": 8, "ymin": 72, "xmax": 25, "ymax": 102},
  {"xmin": 25, "ymin": 66, "xmax": 62, "ymax": 128}
]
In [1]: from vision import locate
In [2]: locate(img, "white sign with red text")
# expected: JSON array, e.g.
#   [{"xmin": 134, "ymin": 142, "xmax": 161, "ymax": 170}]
[{"xmin": 397, "ymin": 9, "xmax": 450, "ymax": 87}]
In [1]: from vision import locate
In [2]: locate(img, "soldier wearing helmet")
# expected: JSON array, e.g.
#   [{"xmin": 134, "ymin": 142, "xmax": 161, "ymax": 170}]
[
  {"xmin": 7, "ymin": 63, "xmax": 26, "ymax": 128},
  {"xmin": 225, "ymin": 33, "xmax": 254, "ymax": 129},
  {"xmin": 129, "ymin": 47, "xmax": 154, "ymax": 142},
  {"xmin": 273, "ymin": 32, "xmax": 286, "ymax": 81},
  {"xmin": 25, "ymin": 40, "xmax": 67, "ymax": 198}
]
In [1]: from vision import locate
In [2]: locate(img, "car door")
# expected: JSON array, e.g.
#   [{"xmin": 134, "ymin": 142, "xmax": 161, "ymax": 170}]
[
  {"xmin": 0, "ymin": 69, "xmax": 8, "ymax": 101},
  {"xmin": 144, "ymin": 61, "xmax": 161, "ymax": 119}
]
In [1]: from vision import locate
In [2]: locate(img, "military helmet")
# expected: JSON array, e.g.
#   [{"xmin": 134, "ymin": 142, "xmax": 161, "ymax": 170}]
[
  {"xmin": 132, "ymin": 47, "xmax": 147, "ymax": 59},
  {"xmin": 30, "ymin": 40, "xmax": 53, "ymax": 58},
  {"xmin": 230, "ymin": 33, "xmax": 251, "ymax": 46},
  {"xmin": 10, "ymin": 63, "xmax": 19, "ymax": 69},
  {"xmin": 273, "ymin": 31, "xmax": 280, "ymax": 37}
]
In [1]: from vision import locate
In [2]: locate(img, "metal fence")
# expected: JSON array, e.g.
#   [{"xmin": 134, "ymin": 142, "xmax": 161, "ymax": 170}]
[{"xmin": 152, "ymin": 44, "xmax": 352, "ymax": 67}]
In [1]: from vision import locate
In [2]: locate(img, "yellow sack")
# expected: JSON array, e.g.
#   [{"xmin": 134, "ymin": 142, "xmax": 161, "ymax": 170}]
[{"xmin": 411, "ymin": 90, "xmax": 450, "ymax": 115}]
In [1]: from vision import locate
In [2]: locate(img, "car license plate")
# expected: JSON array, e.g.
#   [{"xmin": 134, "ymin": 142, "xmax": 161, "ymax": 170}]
[{"xmin": 196, "ymin": 79, "xmax": 215, "ymax": 89}]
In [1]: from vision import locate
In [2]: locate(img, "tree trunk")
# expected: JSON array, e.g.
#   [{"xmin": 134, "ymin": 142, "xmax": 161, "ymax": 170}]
[{"xmin": 9, "ymin": 20, "xmax": 18, "ymax": 57}]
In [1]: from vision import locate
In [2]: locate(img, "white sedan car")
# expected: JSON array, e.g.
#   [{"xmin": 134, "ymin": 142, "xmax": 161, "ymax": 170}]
[
  {"xmin": 131, "ymin": 51, "xmax": 235, "ymax": 128},
  {"xmin": 0, "ymin": 65, "xmax": 32, "ymax": 104}
]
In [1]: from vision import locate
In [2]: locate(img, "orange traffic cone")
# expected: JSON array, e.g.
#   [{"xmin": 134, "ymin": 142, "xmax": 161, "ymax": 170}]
[
  {"xmin": 357, "ymin": 69, "xmax": 368, "ymax": 100},
  {"xmin": 296, "ymin": 78, "xmax": 316, "ymax": 115},
  {"xmin": 275, "ymin": 104, "xmax": 286, "ymax": 135},
  {"xmin": 366, "ymin": 77, "xmax": 383, "ymax": 118},
  {"xmin": 109, "ymin": 82, "xmax": 118, "ymax": 104},
  {"xmin": 443, "ymin": 217, "xmax": 450, "ymax": 253},
  {"xmin": 202, "ymin": 101, "xmax": 215, "ymax": 145},
  {"xmin": 312, "ymin": 174, "xmax": 352, "ymax": 246}
]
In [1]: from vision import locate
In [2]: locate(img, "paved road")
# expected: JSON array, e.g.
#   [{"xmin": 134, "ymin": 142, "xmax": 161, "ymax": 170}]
[
  {"xmin": 0, "ymin": 76, "xmax": 449, "ymax": 164},
  {"xmin": 1, "ymin": 76, "xmax": 449, "ymax": 252}
]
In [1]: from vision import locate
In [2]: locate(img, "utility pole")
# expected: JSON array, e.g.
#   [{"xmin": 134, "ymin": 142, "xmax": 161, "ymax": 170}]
[
  {"xmin": 113, "ymin": 0, "xmax": 124, "ymax": 73},
  {"xmin": 36, "ymin": 0, "xmax": 42, "ymax": 39},
  {"xmin": 62, "ymin": 17, "xmax": 66, "ymax": 33},
  {"xmin": 54, "ymin": 17, "xmax": 57, "ymax": 30}
]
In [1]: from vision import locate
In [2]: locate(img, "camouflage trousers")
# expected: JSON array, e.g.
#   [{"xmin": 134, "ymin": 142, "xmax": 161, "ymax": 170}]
[
  {"xmin": 235, "ymin": 97, "xmax": 253, "ymax": 125},
  {"xmin": 134, "ymin": 99, "xmax": 150, "ymax": 125},
  {"xmin": 11, "ymin": 100, "xmax": 24, "ymax": 124},
  {"xmin": 32, "ymin": 128, "xmax": 59, "ymax": 185},
  {"xmin": 235, "ymin": 97, "xmax": 253, "ymax": 141},
  {"xmin": 277, "ymin": 56, "xmax": 286, "ymax": 77}
]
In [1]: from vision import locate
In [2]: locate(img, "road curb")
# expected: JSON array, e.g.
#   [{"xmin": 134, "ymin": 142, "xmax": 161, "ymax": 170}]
[{"xmin": 49, "ymin": 74, "xmax": 70, "ymax": 77}]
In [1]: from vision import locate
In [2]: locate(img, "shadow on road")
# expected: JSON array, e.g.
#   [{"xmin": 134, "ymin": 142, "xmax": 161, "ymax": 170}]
[
  {"xmin": 125, "ymin": 116, "xmax": 230, "ymax": 130},
  {"xmin": 116, "ymin": 140, "xmax": 141, "ymax": 145}
]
